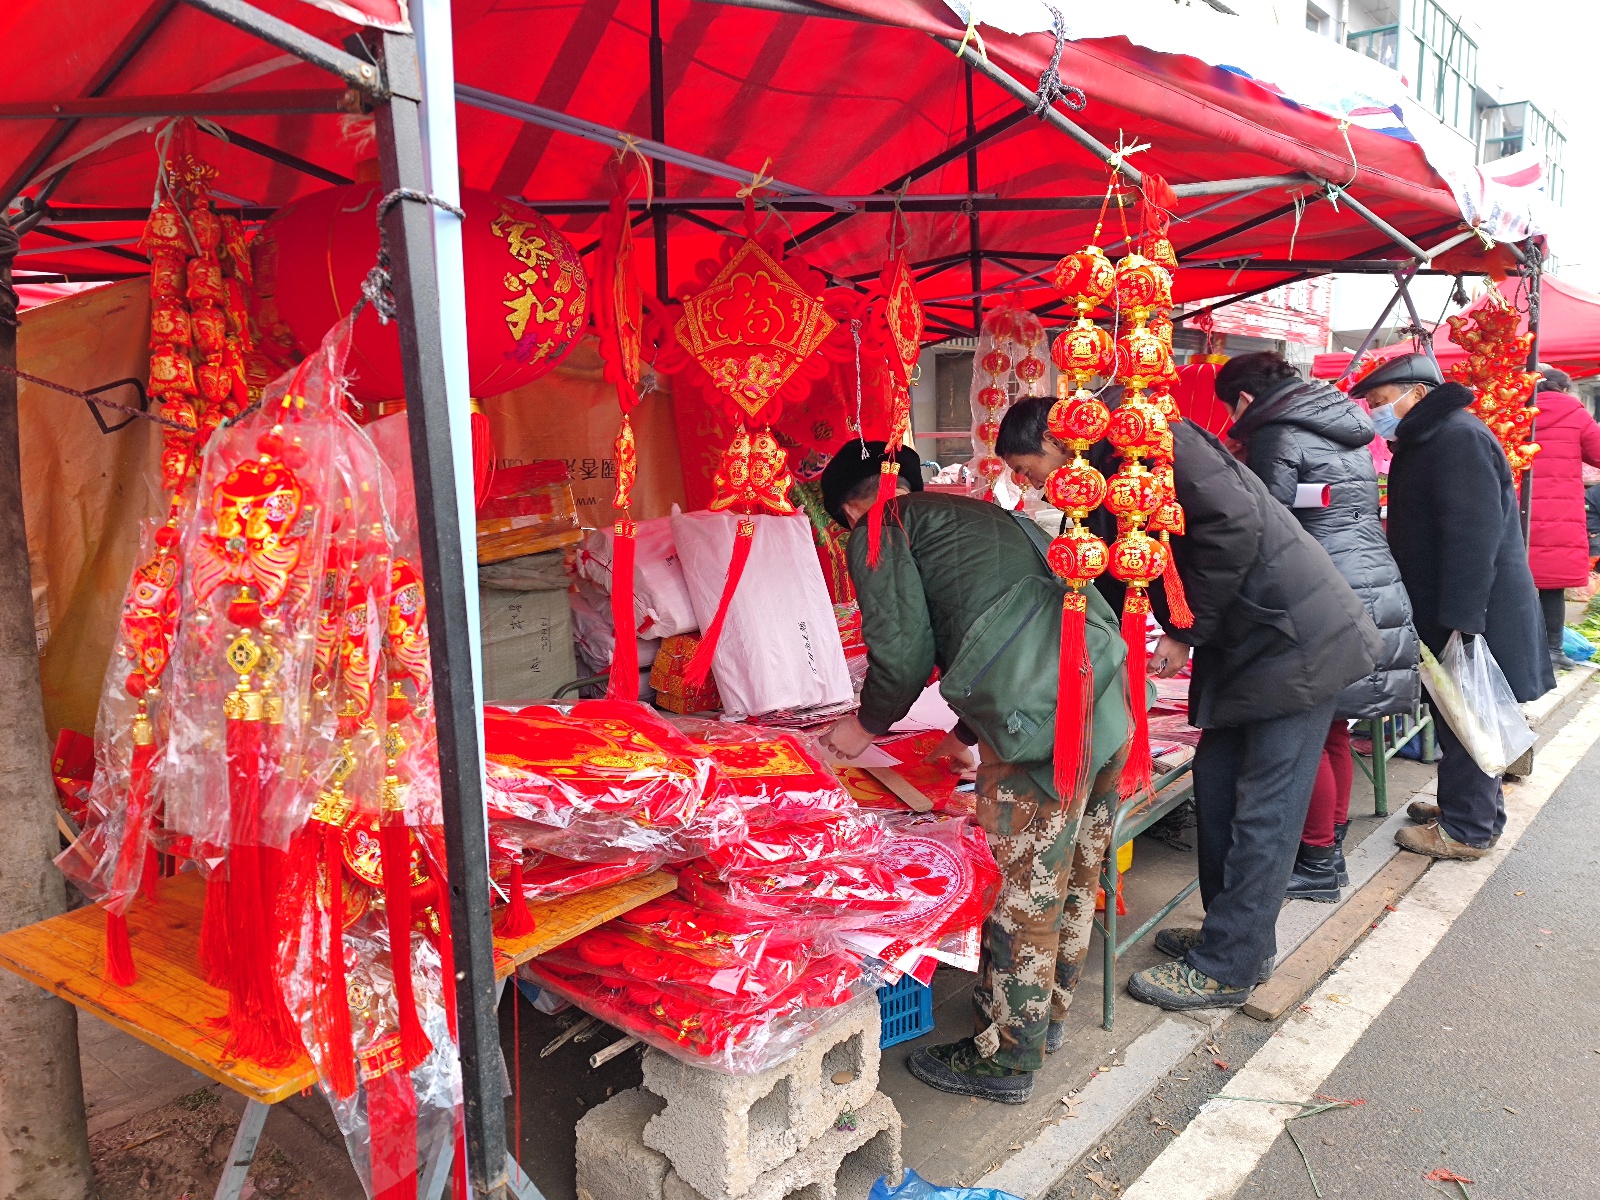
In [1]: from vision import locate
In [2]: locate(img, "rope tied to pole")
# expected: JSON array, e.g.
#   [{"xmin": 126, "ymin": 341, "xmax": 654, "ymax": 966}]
[
  {"xmin": 1032, "ymin": 7, "xmax": 1086, "ymax": 115},
  {"xmin": 358, "ymin": 188, "xmax": 468, "ymax": 327}
]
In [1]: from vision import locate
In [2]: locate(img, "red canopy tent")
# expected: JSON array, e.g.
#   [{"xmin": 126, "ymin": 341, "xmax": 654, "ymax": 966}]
[
  {"xmin": 1, "ymin": 0, "xmax": 1495, "ymax": 325},
  {"xmin": 0, "ymin": 2, "xmax": 1540, "ymax": 1192},
  {"xmin": 1313, "ymin": 274, "xmax": 1600, "ymax": 382}
]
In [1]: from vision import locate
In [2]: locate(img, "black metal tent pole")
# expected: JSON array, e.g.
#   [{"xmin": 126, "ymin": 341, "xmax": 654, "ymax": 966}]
[
  {"xmin": 965, "ymin": 63, "xmax": 982, "ymax": 335},
  {"xmin": 650, "ymin": 0, "xmax": 670, "ymax": 300},
  {"xmin": 1520, "ymin": 256, "xmax": 1544, "ymax": 537},
  {"xmin": 1330, "ymin": 262, "xmax": 1421, "ymax": 386}
]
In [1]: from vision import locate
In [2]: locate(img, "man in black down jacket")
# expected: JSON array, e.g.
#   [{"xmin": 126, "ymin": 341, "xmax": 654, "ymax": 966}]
[
  {"xmin": 1358, "ymin": 354, "xmax": 1554, "ymax": 859},
  {"xmin": 1218, "ymin": 352, "xmax": 1420, "ymax": 901},
  {"xmin": 999, "ymin": 397, "xmax": 1383, "ymax": 1010}
]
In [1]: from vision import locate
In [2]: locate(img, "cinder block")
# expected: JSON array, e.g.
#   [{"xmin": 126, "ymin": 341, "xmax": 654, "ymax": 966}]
[
  {"xmin": 662, "ymin": 1091, "xmax": 901, "ymax": 1200},
  {"xmin": 642, "ymin": 996, "xmax": 881, "ymax": 1200},
  {"xmin": 575, "ymin": 1087, "xmax": 672, "ymax": 1200}
]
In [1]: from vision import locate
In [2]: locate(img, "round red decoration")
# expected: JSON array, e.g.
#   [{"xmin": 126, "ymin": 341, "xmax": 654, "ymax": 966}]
[
  {"xmin": 976, "ymin": 455, "xmax": 1006, "ymax": 480},
  {"xmin": 1052, "ymin": 246, "xmax": 1116, "ymax": 312},
  {"xmin": 981, "ymin": 349, "xmax": 1012, "ymax": 375},
  {"xmin": 1106, "ymin": 396, "xmax": 1166, "ymax": 453},
  {"xmin": 1045, "ymin": 457, "xmax": 1108, "ymax": 515},
  {"xmin": 1113, "ymin": 254, "xmax": 1171, "ymax": 315},
  {"xmin": 1116, "ymin": 326, "xmax": 1171, "ymax": 385},
  {"xmin": 255, "ymin": 183, "xmax": 588, "ymax": 401},
  {"xmin": 1108, "ymin": 528, "xmax": 1167, "ymax": 586},
  {"xmin": 1104, "ymin": 468, "xmax": 1161, "ymax": 521},
  {"xmin": 1051, "ymin": 321, "xmax": 1115, "ymax": 381},
  {"xmin": 1015, "ymin": 355, "xmax": 1047, "ymax": 384},
  {"xmin": 1046, "ymin": 526, "xmax": 1109, "ymax": 587},
  {"xmin": 1048, "ymin": 392, "xmax": 1111, "ymax": 449},
  {"xmin": 978, "ymin": 385, "xmax": 1008, "ymax": 412}
]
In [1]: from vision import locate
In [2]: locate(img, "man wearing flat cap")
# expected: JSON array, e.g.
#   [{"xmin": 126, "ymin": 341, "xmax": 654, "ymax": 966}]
[
  {"xmin": 817, "ymin": 441, "xmax": 1130, "ymax": 1104},
  {"xmin": 1358, "ymin": 353, "xmax": 1553, "ymax": 859}
]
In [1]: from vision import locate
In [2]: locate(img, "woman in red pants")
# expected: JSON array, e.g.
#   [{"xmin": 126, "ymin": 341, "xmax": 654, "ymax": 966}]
[{"xmin": 1216, "ymin": 353, "xmax": 1422, "ymax": 898}]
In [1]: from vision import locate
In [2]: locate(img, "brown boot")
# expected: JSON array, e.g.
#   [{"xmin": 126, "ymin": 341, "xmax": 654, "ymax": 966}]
[
  {"xmin": 1406, "ymin": 799, "xmax": 1440, "ymax": 823},
  {"xmin": 1395, "ymin": 821, "xmax": 1489, "ymax": 860}
]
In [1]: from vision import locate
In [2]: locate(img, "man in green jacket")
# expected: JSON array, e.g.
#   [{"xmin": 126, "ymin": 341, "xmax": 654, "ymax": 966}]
[{"xmin": 819, "ymin": 442, "xmax": 1130, "ymax": 1104}]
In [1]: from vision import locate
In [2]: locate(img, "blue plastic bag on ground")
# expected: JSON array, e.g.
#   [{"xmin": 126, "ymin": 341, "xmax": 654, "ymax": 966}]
[
  {"xmin": 1562, "ymin": 626, "xmax": 1595, "ymax": 662},
  {"xmin": 868, "ymin": 1168, "xmax": 1023, "ymax": 1200}
]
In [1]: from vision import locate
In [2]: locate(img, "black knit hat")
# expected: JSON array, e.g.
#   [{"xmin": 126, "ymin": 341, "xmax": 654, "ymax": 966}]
[{"xmin": 819, "ymin": 441, "xmax": 923, "ymax": 527}]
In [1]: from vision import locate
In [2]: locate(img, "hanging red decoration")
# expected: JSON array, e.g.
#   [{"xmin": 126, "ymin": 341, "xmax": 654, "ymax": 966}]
[{"xmin": 1445, "ymin": 290, "xmax": 1541, "ymax": 486}]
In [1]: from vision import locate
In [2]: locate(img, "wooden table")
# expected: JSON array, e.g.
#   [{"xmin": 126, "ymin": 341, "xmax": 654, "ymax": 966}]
[{"xmin": 0, "ymin": 868, "xmax": 675, "ymax": 1198}]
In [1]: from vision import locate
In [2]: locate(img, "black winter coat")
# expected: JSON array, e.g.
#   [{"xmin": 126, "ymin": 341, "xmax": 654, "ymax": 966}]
[
  {"xmin": 1386, "ymin": 382, "xmax": 1554, "ymax": 703},
  {"xmin": 1088, "ymin": 419, "xmax": 1384, "ymax": 728},
  {"xmin": 1229, "ymin": 378, "xmax": 1420, "ymax": 719}
]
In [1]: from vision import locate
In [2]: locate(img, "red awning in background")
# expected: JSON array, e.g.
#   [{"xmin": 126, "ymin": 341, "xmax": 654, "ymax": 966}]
[
  {"xmin": 1312, "ymin": 275, "xmax": 1600, "ymax": 382},
  {"xmin": 0, "ymin": 0, "xmax": 1472, "ymax": 325}
]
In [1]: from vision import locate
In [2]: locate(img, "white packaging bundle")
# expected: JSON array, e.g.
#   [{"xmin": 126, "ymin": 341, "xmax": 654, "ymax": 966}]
[
  {"xmin": 568, "ymin": 584, "xmax": 660, "ymax": 673},
  {"xmin": 574, "ymin": 517, "xmax": 698, "ymax": 639},
  {"xmin": 669, "ymin": 508, "xmax": 852, "ymax": 718}
]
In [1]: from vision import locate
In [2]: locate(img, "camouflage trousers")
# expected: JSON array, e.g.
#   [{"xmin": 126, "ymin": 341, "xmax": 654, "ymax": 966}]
[{"xmin": 971, "ymin": 746, "xmax": 1126, "ymax": 1073}]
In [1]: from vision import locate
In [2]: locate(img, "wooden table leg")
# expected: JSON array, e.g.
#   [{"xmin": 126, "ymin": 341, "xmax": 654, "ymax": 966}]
[{"xmin": 212, "ymin": 1099, "xmax": 270, "ymax": 1200}]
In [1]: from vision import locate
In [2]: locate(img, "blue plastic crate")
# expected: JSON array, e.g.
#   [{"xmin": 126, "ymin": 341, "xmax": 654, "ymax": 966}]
[{"xmin": 877, "ymin": 975, "xmax": 934, "ymax": 1048}]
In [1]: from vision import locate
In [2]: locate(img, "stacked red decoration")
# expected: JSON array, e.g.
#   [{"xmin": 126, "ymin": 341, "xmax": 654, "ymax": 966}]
[
  {"xmin": 1444, "ymin": 289, "xmax": 1542, "ymax": 487},
  {"xmin": 969, "ymin": 299, "xmax": 1048, "ymax": 499}
]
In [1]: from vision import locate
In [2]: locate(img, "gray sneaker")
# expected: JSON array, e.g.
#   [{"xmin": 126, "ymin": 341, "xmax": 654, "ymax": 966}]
[{"xmin": 1152, "ymin": 927, "xmax": 1273, "ymax": 983}]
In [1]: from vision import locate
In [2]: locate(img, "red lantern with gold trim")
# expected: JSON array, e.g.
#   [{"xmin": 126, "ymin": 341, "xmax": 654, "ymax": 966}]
[{"xmin": 253, "ymin": 183, "xmax": 588, "ymax": 402}]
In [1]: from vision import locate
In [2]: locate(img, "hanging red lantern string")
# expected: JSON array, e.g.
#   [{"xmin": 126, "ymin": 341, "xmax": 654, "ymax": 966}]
[{"xmin": 1445, "ymin": 290, "xmax": 1542, "ymax": 486}]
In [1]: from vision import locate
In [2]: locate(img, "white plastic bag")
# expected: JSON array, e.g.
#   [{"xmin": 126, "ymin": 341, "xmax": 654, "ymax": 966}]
[
  {"xmin": 670, "ymin": 509, "xmax": 852, "ymax": 718},
  {"xmin": 1418, "ymin": 632, "xmax": 1536, "ymax": 777},
  {"xmin": 574, "ymin": 517, "xmax": 699, "ymax": 638}
]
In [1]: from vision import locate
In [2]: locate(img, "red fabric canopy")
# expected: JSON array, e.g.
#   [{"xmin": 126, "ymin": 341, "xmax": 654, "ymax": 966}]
[
  {"xmin": 1312, "ymin": 275, "xmax": 1600, "ymax": 382},
  {"xmin": 2, "ymin": 0, "xmax": 1469, "ymax": 324}
]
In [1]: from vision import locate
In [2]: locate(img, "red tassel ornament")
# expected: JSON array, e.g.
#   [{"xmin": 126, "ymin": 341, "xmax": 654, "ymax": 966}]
[
  {"xmin": 499, "ymin": 855, "xmax": 536, "ymax": 938},
  {"xmin": 320, "ymin": 821, "xmax": 357, "ymax": 1098},
  {"xmin": 470, "ymin": 398, "xmax": 496, "ymax": 513},
  {"xmin": 365, "ymin": 1050, "xmax": 420, "ymax": 1200},
  {"xmin": 1117, "ymin": 590, "xmax": 1155, "ymax": 800},
  {"xmin": 684, "ymin": 517, "xmax": 756, "ymax": 690},
  {"xmin": 104, "ymin": 912, "xmax": 136, "ymax": 987},
  {"xmin": 1054, "ymin": 590, "xmax": 1095, "ymax": 801},
  {"xmin": 199, "ymin": 864, "xmax": 231, "ymax": 988},
  {"xmin": 863, "ymin": 460, "xmax": 901, "ymax": 568},
  {"xmin": 379, "ymin": 724, "xmax": 432, "ymax": 1072},
  {"xmin": 102, "ymin": 710, "xmax": 158, "ymax": 985},
  {"xmin": 607, "ymin": 519, "xmax": 639, "ymax": 701},
  {"xmin": 1161, "ymin": 554, "xmax": 1194, "ymax": 629}
]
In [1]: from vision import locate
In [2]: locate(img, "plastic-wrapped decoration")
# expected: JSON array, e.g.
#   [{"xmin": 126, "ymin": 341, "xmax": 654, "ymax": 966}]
[
  {"xmin": 481, "ymin": 701, "xmax": 745, "ymax": 863},
  {"xmin": 966, "ymin": 300, "xmax": 1048, "ymax": 500},
  {"xmin": 664, "ymin": 717, "xmax": 855, "ymax": 828}
]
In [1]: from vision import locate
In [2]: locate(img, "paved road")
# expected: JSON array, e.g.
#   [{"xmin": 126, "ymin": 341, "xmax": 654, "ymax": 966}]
[{"xmin": 1234, "ymin": 737, "xmax": 1600, "ymax": 1199}]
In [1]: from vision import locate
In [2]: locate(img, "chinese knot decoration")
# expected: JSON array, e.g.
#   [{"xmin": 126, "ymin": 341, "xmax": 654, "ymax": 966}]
[
  {"xmin": 859, "ymin": 247, "xmax": 926, "ymax": 566},
  {"xmin": 675, "ymin": 238, "xmax": 837, "ymax": 516},
  {"xmin": 1041, "ymin": 173, "xmax": 1191, "ymax": 802},
  {"xmin": 1444, "ymin": 288, "xmax": 1541, "ymax": 487},
  {"xmin": 969, "ymin": 299, "xmax": 1048, "ymax": 502}
]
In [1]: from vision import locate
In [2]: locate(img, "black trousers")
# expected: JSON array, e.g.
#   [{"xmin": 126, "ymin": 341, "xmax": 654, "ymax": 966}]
[
  {"xmin": 1432, "ymin": 714, "xmax": 1506, "ymax": 848},
  {"xmin": 1539, "ymin": 588, "xmax": 1566, "ymax": 652},
  {"xmin": 1187, "ymin": 699, "xmax": 1338, "ymax": 989}
]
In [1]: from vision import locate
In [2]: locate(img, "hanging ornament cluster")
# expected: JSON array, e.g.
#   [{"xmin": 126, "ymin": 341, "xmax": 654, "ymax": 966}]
[
  {"xmin": 1444, "ymin": 289, "xmax": 1542, "ymax": 487},
  {"xmin": 968, "ymin": 298, "xmax": 1048, "ymax": 502},
  {"xmin": 857, "ymin": 245, "xmax": 926, "ymax": 565},
  {"xmin": 1041, "ymin": 174, "xmax": 1191, "ymax": 801},
  {"xmin": 140, "ymin": 119, "xmax": 255, "ymax": 492},
  {"xmin": 61, "ymin": 323, "xmax": 465, "ymax": 1199}
]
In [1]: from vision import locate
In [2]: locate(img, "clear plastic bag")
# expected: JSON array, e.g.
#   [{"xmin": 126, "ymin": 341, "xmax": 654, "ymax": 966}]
[{"xmin": 1418, "ymin": 633, "xmax": 1536, "ymax": 777}]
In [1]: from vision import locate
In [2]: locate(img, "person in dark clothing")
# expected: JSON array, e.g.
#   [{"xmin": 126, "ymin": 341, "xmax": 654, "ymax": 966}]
[
  {"xmin": 998, "ymin": 397, "xmax": 1383, "ymax": 1010},
  {"xmin": 818, "ymin": 442, "xmax": 1131, "ymax": 1103},
  {"xmin": 1356, "ymin": 354, "xmax": 1555, "ymax": 859},
  {"xmin": 1586, "ymin": 481, "xmax": 1600, "ymax": 560},
  {"xmin": 1215, "ymin": 352, "xmax": 1421, "ymax": 901}
]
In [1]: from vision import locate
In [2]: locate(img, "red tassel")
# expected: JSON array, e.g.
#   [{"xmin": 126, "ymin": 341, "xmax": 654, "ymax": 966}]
[
  {"xmin": 1118, "ymin": 591, "xmax": 1154, "ymax": 800},
  {"xmin": 864, "ymin": 462, "xmax": 901, "ymax": 568},
  {"xmin": 104, "ymin": 911, "xmax": 136, "ymax": 987},
  {"xmin": 380, "ymin": 819, "xmax": 433, "ymax": 1071},
  {"xmin": 1053, "ymin": 590, "xmax": 1095, "ymax": 801},
  {"xmin": 684, "ymin": 516, "xmax": 756, "ymax": 690},
  {"xmin": 199, "ymin": 863, "xmax": 230, "ymax": 988},
  {"xmin": 470, "ymin": 399, "xmax": 496, "ymax": 514},
  {"xmin": 367, "ymin": 1062, "xmax": 420, "ymax": 1200},
  {"xmin": 499, "ymin": 856, "xmax": 536, "ymax": 938},
  {"xmin": 141, "ymin": 844, "xmax": 161, "ymax": 904},
  {"xmin": 223, "ymin": 713, "xmax": 299, "ymax": 1067},
  {"xmin": 322, "ymin": 824, "xmax": 357, "ymax": 1098},
  {"xmin": 1161, "ymin": 543, "xmax": 1194, "ymax": 629},
  {"xmin": 607, "ymin": 519, "xmax": 639, "ymax": 701}
]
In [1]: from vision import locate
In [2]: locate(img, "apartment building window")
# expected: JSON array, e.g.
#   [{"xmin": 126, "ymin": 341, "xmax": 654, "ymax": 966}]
[
  {"xmin": 1348, "ymin": 0, "xmax": 1478, "ymax": 139},
  {"xmin": 1482, "ymin": 100, "xmax": 1567, "ymax": 205}
]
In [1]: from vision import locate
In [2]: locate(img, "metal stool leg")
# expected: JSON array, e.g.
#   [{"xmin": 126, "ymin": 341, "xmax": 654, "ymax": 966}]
[
  {"xmin": 212, "ymin": 1100, "xmax": 270, "ymax": 1200},
  {"xmin": 1371, "ymin": 717, "xmax": 1389, "ymax": 816}
]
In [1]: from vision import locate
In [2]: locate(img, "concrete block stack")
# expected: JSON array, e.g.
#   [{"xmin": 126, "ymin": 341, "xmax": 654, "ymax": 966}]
[{"xmin": 575, "ymin": 995, "xmax": 902, "ymax": 1200}]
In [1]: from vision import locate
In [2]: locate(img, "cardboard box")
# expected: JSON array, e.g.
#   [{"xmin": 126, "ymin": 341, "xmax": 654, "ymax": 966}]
[
  {"xmin": 480, "ymin": 586, "xmax": 577, "ymax": 703},
  {"xmin": 476, "ymin": 461, "xmax": 583, "ymax": 564}
]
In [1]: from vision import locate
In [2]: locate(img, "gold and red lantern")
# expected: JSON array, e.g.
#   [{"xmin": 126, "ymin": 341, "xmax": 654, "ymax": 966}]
[{"xmin": 1444, "ymin": 289, "xmax": 1542, "ymax": 486}]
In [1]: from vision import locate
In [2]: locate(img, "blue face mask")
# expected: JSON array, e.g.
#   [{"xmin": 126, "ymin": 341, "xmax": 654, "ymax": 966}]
[{"xmin": 1369, "ymin": 402, "xmax": 1401, "ymax": 440}]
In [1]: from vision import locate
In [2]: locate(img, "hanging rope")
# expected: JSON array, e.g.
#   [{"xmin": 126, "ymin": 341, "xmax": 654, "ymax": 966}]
[
  {"xmin": 356, "ymin": 188, "xmax": 469, "ymax": 327},
  {"xmin": 0, "ymin": 365, "xmax": 202, "ymax": 432},
  {"xmin": 1033, "ymin": 7, "xmax": 1087, "ymax": 115}
]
